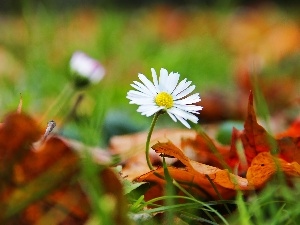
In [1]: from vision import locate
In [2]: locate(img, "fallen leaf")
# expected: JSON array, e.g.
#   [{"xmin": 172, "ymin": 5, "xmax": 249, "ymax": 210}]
[
  {"xmin": 181, "ymin": 130, "xmax": 242, "ymax": 171},
  {"xmin": 0, "ymin": 142, "xmax": 79, "ymax": 222},
  {"xmin": 247, "ymin": 152, "xmax": 300, "ymax": 188},
  {"xmin": 136, "ymin": 141, "xmax": 250, "ymax": 201},
  {"xmin": 0, "ymin": 113, "xmax": 42, "ymax": 171},
  {"xmin": 13, "ymin": 137, "xmax": 78, "ymax": 184},
  {"xmin": 0, "ymin": 112, "xmax": 42, "ymax": 204},
  {"xmin": 110, "ymin": 129, "xmax": 196, "ymax": 180},
  {"xmin": 0, "ymin": 112, "xmax": 129, "ymax": 225},
  {"xmin": 24, "ymin": 184, "xmax": 89, "ymax": 225},
  {"xmin": 240, "ymin": 91, "xmax": 274, "ymax": 164},
  {"xmin": 277, "ymin": 137, "xmax": 300, "ymax": 164},
  {"xmin": 277, "ymin": 118, "xmax": 300, "ymax": 138}
]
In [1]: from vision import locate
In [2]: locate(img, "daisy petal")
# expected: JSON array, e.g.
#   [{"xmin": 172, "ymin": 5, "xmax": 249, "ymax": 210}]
[
  {"xmin": 172, "ymin": 79, "xmax": 192, "ymax": 96},
  {"xmin": 138, "ymin": 73, "xmax": 158, "ymax": 95},
  {"xmin": 128, "ymin": 97, "xmax": 155, "ymax": 105},
  {"xmin": 132, "ymin": 81, "xmax": 153, "ymax": 96},
  {"xmin": 175, "ymin": 93, "xmax": 201, "ymax": 104},
  {"xmin": 166, "ymin": 72, "xmax": 180, "ymax": 94},
  {"xmin": 167, "ymin": 111, "xmax": 177, "ymax": 122},
  {"xmin": 127, "ymin": 90, "xmax": 150, "ymax": 98},
  {"xmin": 173, "ymin": 85, "xmax": 195, "ymax": 100},
  {"xmin": 158, "ymin": 68, "xmax": 169, "ymax": 92},
  {"xmin": 173, "ymin": 114, "xmax": 191, "ymax": 128},
  {"xmin": 174, "ymin": 104, "xmax": 203, "ymax": 113},
  {"xmin": 137, "ymin": 105, "xmax": 162, "ymax": 116},
  {"xmin": 169, "ymin": 107, "xmax": 199, "ymax": 124},
  {"xmin": 151, "ymin": 68, "xmax": 160, "ymax": 91}
]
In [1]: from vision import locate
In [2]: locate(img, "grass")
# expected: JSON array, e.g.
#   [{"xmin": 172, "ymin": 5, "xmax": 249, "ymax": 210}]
[
  {"xmin": 1, "ymin": 4, "xmax": 300, "ymax": 225},
  {"xmin": 0, "ymin": 6, "xmax": 233, "ymax": 118}
]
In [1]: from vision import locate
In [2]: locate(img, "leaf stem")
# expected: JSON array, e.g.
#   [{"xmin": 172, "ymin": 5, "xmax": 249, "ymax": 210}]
[{"xmin": 145, "ymin": 112, "xmax": 160, "ymax": 170}]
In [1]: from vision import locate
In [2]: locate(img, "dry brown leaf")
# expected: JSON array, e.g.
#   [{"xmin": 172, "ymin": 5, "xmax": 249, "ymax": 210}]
[
  {"xmin": 13, "ymin": 137, "xmax": 78, "ymax": 184},
  {"xmin": 136, "ymin": 167, "xmax": 241, "ymax": 201},
  {"xmin": 110, "ymin": 129, "xmax": 196, "ymax": 180},
  {"xmin": 0, "ymin": 112, "xmax": 128, "ymax": 225},
  {"xmin": 135, "ymin": 141, "xmax": 250, "ymax": 200},
  {"xmin": 0, "ymin": 113, "xmax": 42, "ymax": 167},
  {"xmin": 246, "ymin": 152, "xmax": 300, "ymax": 188}
]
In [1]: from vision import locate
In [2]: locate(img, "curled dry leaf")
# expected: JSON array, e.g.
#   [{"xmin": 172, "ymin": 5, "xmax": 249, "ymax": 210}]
[
  {"xmin": 160, "ymin": 92, "xmax": 269, "ymax": 176},
  {"xmin": 136, "ymin": 141, "xmax": 250, "ymax": 201},
  {"xmin": 136, "ymin": 167, "xmax": 240, "ymax": 201},
  {"xmin": 240, "ymin": 92, "xmax": 300, "ymax": 165},
  {"xmin": 137, "ymin": 140, "xmax": 300, "ymax": 202},
  {"xmin": 240, "ymin": 91, "xmax": 274, "ymax": 164},
  {"xmin": 110, "ymin": 129, "xmax": 196, "ymax": 180}
]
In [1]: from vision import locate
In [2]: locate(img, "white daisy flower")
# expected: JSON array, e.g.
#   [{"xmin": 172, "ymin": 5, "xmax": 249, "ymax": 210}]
[
  {"xmin": 70, "ymin": 51, "xmax": 105, "ymax": 88},
  {"xmin": 127, "ymin": 68, "xmax": 203, "ymax": 128}
]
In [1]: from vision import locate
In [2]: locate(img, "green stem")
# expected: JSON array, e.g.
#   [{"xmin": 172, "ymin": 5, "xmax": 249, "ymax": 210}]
[
  {"xmin": 172, "ymin": 179, "xmax": 217, "ymax": 223},
  {"xmin": 205, "ymin": 174, "xmax": 232, "ymax": 215},
  {"xmin": 145, "ymin": 112, "xmax": 160, "ymax": 170},
  {"xmin": 39, "ymin": 84, "xmax": 74, "ymax": 124}
]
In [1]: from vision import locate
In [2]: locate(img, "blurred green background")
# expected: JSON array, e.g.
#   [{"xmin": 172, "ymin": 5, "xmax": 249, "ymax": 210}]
[{"xmin": 0, "ymin": 1, "xmax": 300, "ymax": 146}]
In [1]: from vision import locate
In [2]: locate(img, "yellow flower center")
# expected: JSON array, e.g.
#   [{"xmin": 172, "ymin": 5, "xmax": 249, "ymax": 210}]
[{"xmin": 155, "ymin": 92, "xmax": 174, "ymax": 109}]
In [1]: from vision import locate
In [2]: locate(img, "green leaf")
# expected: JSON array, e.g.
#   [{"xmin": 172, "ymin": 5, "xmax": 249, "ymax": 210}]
[{"xmin": 123, "ymin": 179, "xmax": 147, "ymax": 195}]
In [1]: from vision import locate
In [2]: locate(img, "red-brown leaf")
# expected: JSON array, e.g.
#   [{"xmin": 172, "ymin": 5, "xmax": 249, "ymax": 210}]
[{"xmin": 240, "ymin": 92, "xmax": 274, "ymax": 164}]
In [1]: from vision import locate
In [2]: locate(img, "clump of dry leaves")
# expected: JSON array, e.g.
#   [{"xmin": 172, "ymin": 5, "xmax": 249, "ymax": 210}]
[
  {"xmin": 0, "ymin": 112, "xmax": 129, "ymax": 225},
  {"xmin": 112, "ymin": 92, "xmax": 300, "ymax": 203},
  {"xmin": 0, "ymin": 93, "xmax": 300, "ymax": 224}
]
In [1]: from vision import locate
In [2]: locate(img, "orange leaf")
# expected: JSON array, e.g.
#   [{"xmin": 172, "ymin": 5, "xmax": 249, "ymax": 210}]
[
  {"xmin": 136, "ymin": 167, "xmax": 237, "ymax": 201},
  {"xmin": 13, "ymin": 137, "xmax": 78, "ymax": 184},
  {"xmin": 274, "ymin": 118, "xmax": 300, "ymax": 164},
  {"xmin": 0, "ymin": 113, "xmax": 42, "ymax": 194},
  {"xmin": 240, "ymin": 92, "xmax": 274, "ymax": 164},
  {"xmin": 181, "ymin": 132, "xmax": 230, "ymax": 168},
  {"xmin": 246, "ymin": 152, "xmax": 300, "ymax": 189},
  {"xmin": 277, "ymin": 137, "xmax": 300, "ymax": 164},
  {"xmin": 181, "ymin": 128, "xmax": 245, "ymax": 173},
  {"xmin": 0, "ymin": 112, "xmax": 128, "ymax": 224},
  {"xmin": 110, "ymin": 129, "xmax": 196, "ymax": 180},
  {"xmin": 277, "ymin": 118, "xmax": 300, "ymax": 138},
  {"xmin": 137, "ymin": 141, "xmax": 251, "ymax": 200},
  {"xmin": 22, "ymin": 183, "xmax": 89, "ymax": 225},
  {"xmin": 0, "ymin": 113, "xmax": 42, "ymax": 166}
]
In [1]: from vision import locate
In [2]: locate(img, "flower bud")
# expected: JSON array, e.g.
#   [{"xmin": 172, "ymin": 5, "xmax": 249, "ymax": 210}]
[{"xmin": 70, "ymin": 51, "xmax": 105, "ymax": 88}]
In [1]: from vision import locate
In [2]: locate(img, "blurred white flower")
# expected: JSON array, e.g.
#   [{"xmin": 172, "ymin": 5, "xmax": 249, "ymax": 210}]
[
  {"xmin": 70, "ymin": 51, "xmax": 105, "ymax": 88},
  {"xmin": 127, "ymin": 68, "xmax": 203, "ymax": 128}
]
